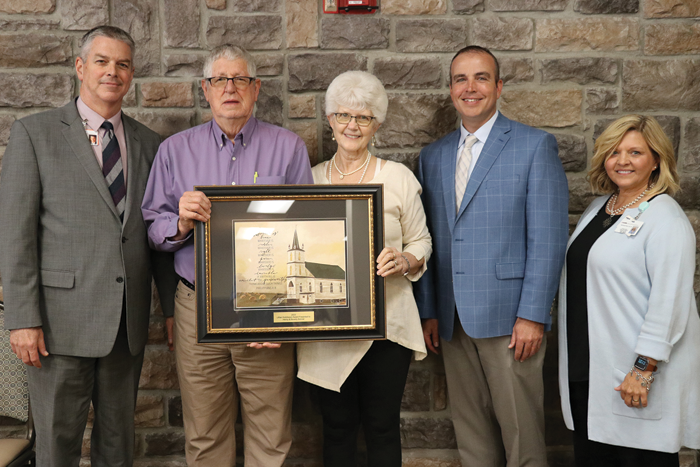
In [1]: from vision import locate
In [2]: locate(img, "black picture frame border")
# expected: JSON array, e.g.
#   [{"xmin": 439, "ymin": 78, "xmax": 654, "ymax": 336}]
[{"xmin": 194, "ymin": 184, "xmax": 385, "ymax": 344}]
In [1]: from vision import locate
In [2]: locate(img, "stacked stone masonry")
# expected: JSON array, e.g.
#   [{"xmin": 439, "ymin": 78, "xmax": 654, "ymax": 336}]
[{"xmin": 0, "ymin": 0, "xmax": 699, "ymax": 465}]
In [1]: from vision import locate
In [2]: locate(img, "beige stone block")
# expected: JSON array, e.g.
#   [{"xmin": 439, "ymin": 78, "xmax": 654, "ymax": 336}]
[
  {"xmin": 207, "ymin": 15, "xmax": 282, "ymax": 50},
  {"xmin": 402, "ymin": 459, "xmax": 461, "ymax": 467},
  {"xmin": 453, "ymin": 0, "xmax": 484, "ymax": 13},
  {"xmin": 555, "ymin": 134, "xmax": 586, "ymax": 172},
  {"xmin": 289, "ymin": 94, "xmax": 316, "ymax": 119},
  {"xmin": 500, "ymin": 58, "xmax": 534, "ymax": 84},
  {"xmin": 0, "ymin": 115, "xmax": 15, "ymax": 145},
  {"xmin": 205, "ymin": 0, "xmax": 225, "ymax": 8},
  {"xmin": 147, "ymin": 317, "xmax": 166, "ymax": 345},
  {"xmin": 123, "ymin": 83, "xmax": 137, "ymax": 108},
  {"xmin": 586, "ymin": 88, "xmax": 619, "ymax": 115},
  {"xmin": 164, "ymin": 54, "xmax": 205, "ymax": 78},
  {"xmin": 164, "ymin": 0, "xmax": 200, "ymax": 48},
  {"xmin": 288, "ymin": 53, "xmax": 367, "ymax": 91},
  {"xmin": 232, "ymin": 0, "xmax": 280, "ymax": 11},
  {"xmin": 0, "ymin": 74, "xmax": 73, "ymax": 108},
  {"xmin": 373, "ymin": 57, "xmax": 442, "ymax": 89},
  {"xmin": 490, "ymin": 0, "xmax": 566, "ymax": 10},
  {"xmin": 287, "ymin": 0, "xmax": 318, "ymax": 48},
  {"xmin": 434, "ymin": 372, "xmax": 447, "ymax": 410},
  {"xmin": 0, "ymin": 19, "xmax": 60, "ymax": 30},
  {"xmin": 138, "ymin": 348, "xmax": 179, "ymax": 389},
  {"xmin": 400, "ymin": 418, "xmax": 457, "ymax": 449},
  {"xmin": 113, "ymin": 0, "xmax": 160, "ymax": 78},
  {"xmin": 500, "ymin": 90, "xmax": 582, "ymax": 128},
  {"xmin": 567, "ymin": 174, "xmax": 598, "ymax": 213},
  {"xmin": 253, "ymin": 53, "xmax": 284, "ymax": 76},
  {"xmin": 396, "ymin": 19, "xmax": 468, "ymax": 53},
  {"xmin": 645, "ymin": 23, "xmax": 700, "ymax": 55},
  {"xmin": 60, "ymin": 0, "xmax": 108, "ymax": 30},
  {"xmin": 0, "ymin": 34, "xmax": 72, "ymax": 68},
  {"xmin": 473, "ymin": 17, "xmax": 533, "ymax": 51},
  {"xmin": 141, "ymin": 82, "xmax": 194, "ymax": 108},
  {"xmin": 622, "ymin": 59, "xmax": 700, "ymax": 111},
  {"xmin": 0, "ymin": 0, "xmax": 55, "ymax": 13},
  {"xmin": 320, "ymin": 16, "xmax": 390, "ymax": 49},
  {"xmin": 536, "ymin": 18, "xmax": 639, "ymax": 52},
  {"xmin": 540, "ymin": 58, "xmax": 618, "ymax": 84},
  {"xmin": 382, "ymin": 0, "xmax": 446, "ymax": 15},
  {"xmin": 380, "ymin": 93, "xmax": 456, "ymax": 148},
  {"xmin": 135, "ymin": 395, "xmax": 164, "ymax": 428},
  {"xmin": 128, "ymin": 110, "xmax": 196, "ymax": 139},
  {"xmin": 644, "ymin": 0, "xmax": 700, "ymax": 17},
  {"xmin": 288, "ymin": 119, "xmax": 319, "ymax": 166},
  {"xmin": 401, "ymin": 370, "xmax": 430, "ymax": 411},
  {"xmin": 683, "ymin": 117, "xmax": 700, "ymax": 172}
]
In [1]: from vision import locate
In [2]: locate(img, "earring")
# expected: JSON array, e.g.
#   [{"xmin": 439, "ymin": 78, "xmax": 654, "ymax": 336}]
[
  {"xmin": 332, "ymin": 134, "xmax": 336, "ymax": 141},
  {"xmin": 372, "ymin": 135, "xmax": 376, "ymax": 147}
]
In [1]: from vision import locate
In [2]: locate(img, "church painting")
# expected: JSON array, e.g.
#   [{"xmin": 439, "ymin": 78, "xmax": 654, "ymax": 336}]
[{"xmin": 232, "ymin": 220, "xmax": 347, "ymax": 308}]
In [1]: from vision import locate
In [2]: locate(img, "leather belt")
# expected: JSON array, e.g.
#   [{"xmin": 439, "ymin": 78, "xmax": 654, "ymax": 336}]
[{"xmin": 179, "ymin": 277, "xmax": 195, "ymax": 291}]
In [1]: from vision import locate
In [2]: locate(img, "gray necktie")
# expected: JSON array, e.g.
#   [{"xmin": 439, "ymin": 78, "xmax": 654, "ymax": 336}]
[{"xmin": 455, "ymin": 135, "xmax": 478, "ymax": 212}]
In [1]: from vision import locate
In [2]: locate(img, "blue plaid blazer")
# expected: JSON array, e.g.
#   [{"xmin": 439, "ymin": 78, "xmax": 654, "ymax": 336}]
[{"xmin": 415, "ymin": 113, "xmax": 569, "ymax": 340}]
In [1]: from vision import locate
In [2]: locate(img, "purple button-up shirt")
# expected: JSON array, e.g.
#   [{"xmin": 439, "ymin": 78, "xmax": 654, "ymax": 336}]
[{"xmin": 141, "ymin": 117, "xmax": 313, "ymax": 283}]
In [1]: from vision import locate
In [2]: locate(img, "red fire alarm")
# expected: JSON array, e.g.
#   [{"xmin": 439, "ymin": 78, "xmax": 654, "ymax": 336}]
[{"xmin": 323, "ymin": 0, "xmax": 379, "ymax": 14}]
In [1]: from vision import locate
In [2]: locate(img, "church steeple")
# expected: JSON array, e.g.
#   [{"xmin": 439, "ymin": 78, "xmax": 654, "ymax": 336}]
[{"xmin": 290, "ymin": 227, "xmax": 303, "ymax": 251}]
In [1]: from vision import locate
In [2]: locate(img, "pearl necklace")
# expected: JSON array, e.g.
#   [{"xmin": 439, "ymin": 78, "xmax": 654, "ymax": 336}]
[
  {"xmin": 603, "ymin": 184, "xmax": 654, "ymax": 228},
  {"xmin": 331, "ymin": 151, "xmax": 370, "ymax": 180},
  {"xmin": 328, "ymin": 152, "xmax": 372, "ymax": 184}
]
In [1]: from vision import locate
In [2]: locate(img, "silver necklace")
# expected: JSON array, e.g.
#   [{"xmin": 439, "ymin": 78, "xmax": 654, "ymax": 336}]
[
  {"xmin": 603, "ymin": 184, "xmax": 654, "ymax": 228},
  {"xmin": 327, "ymin": 153, "xmax": 372, "ymax": 184},
  {"xmin": 331, "ymin": 151, "xmax": 370, "ymax": 179}
]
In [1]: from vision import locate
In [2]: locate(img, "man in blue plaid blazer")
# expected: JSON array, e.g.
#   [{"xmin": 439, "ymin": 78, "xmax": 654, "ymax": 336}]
[{"xmin": 415, "ymin": 46, "xmax": 569, "ymax": 466}]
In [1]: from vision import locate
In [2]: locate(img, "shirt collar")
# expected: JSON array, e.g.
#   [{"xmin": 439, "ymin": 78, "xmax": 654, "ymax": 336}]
[
  {"xmin": 76, "ymin": 96, "xmax": 123, "ymax": 133},
  {"xmin": 458, "ymin": 111, "xmax": 499, "ymax": 148},
  {"xmin": 210, "ymin": 116, "xmax": 259, "ymax": 150}
]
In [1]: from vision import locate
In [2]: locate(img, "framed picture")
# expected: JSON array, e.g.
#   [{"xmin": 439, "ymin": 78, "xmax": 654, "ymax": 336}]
[{"xmin": 194, "ymin": 184, "xmax": 385, "ymax": 344}]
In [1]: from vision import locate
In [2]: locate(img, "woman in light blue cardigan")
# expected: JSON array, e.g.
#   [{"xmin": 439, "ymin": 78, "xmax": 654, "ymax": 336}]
[{"xmin": 558, "ymin": 115, "xmax": 700, "ymax": 466}]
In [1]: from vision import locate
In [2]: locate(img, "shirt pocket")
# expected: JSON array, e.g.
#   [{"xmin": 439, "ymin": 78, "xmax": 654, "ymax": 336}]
[
  {"xmin": 255, "ymin": 176, "xmax": 285, "ymax": 185},
  {"xmin": 611, "ymin": 367, "xmax": 662, "ymax": 420},
  {"xmin": 495, "ymin": 261, "xmax": 526, "ymax": 280}
]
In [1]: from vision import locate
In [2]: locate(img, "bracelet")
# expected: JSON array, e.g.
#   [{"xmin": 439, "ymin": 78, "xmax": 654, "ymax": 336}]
[
  {"xmin": 629, "ymin": 367, "xmax": 655, "ymax": 392},
  {"xmin": 401, "ymin": 254, "xmax": 410, "ymax": 276}
]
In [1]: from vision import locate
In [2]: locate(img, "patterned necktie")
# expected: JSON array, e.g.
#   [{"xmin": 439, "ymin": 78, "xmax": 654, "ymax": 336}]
[
  {"xmin": 455, "ymin": 135, "xmax": 478, "ymax": 212},
  {"xmin": 101, "ymin": 121, "xmax": 126, "ymax": 221}
]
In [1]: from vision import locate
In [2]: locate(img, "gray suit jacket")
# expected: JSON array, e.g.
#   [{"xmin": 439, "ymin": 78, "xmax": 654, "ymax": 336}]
[{"xmin": 0, "ymin": 100, "xmax": 174, "ymax": 357}]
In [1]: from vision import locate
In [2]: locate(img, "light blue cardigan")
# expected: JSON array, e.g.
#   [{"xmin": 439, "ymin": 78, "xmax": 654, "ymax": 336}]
[{"xmin": 558, "ymin": 194, "xmax": 700, "ymax": 452}]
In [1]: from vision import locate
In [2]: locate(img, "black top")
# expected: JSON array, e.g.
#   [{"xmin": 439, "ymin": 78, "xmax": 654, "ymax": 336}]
[{"xmin": 566, "ymin": 199, "xmax": 620, "ymax": 382}]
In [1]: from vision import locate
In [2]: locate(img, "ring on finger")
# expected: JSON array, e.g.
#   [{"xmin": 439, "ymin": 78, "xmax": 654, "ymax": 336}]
[{"xmin": 393, "ymin": 260, "xmax": 398, "ymax": 268}]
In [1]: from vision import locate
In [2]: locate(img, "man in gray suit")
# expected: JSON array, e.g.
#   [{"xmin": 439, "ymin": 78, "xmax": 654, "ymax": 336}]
[{"xmin": 0, "ymin": 26, "xmax": 171, "ymax": 466}]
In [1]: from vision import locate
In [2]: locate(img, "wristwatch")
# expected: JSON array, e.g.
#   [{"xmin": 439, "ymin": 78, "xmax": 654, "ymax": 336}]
[{"xmin": 634, "ymin": 355, "xmax": 657, "ymax": 372}]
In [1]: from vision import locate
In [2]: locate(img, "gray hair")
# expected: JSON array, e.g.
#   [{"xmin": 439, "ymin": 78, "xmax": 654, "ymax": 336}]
[
  {"xmin": 203, "ymin": 45, "xmax": 256, "ymax": 78},
  {"xmin": 325, "ymin": 71, "xmax": 388, "ymax": 124},
  {"xmin": 79, "ymin": 26, "xmax": 135, "ymax": 63}
]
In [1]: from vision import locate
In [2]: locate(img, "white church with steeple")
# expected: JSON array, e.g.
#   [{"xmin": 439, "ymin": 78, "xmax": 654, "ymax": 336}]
[{"xmin": 286, "ymin": 228, "xmax": 346, "ymax": 305}]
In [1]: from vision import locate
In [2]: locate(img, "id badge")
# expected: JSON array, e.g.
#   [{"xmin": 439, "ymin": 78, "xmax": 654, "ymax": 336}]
[
  {"xmin": 615, "ymin": 215, "xmax": 644, "ymax": 236},
  {"xmin": 86, "ymin": 129, "xmax": 99, "ymax": 146}
]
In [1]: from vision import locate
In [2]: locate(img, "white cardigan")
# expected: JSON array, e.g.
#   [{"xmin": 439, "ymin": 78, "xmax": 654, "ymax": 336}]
[
  {"xmin": 558, "ymin": 194, "xmax": 700, "ymax": 452},
  {"xmin": 297, "ymin": 160, "xmax": 431, "ymax": 391}
]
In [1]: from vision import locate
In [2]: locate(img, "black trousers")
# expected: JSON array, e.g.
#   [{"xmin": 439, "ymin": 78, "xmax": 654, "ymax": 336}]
[
  {"xmin": 317, "ymin": 339, "xmax": 412, "ymax": 467},
  {"xmin": 569, "ymin": 381, "xmax": 679, "ymax": 467}
]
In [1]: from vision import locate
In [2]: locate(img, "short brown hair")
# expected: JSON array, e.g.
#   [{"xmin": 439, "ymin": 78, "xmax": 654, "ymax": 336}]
[
  {"xmin": 588, "ymin": 115, "xmax": 679, "ymax": 196},
  {"xmin": 450, "ymin": 45, "xmax": 500, "ymax": 83}
]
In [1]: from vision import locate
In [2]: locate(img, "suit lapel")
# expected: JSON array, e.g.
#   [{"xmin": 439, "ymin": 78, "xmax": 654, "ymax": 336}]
[
  {"xmin": 122, "ymin": 116, "xmax": 141, "ymax": 225},
  {"xmin": 439, "ymin": 131, "xmax": 460, "ymax": 230},
  {"xmin": 61, "ymin": 103, "xmax": 120, "ymax": 220},
  {"xmin": 456, "ymin": 114, "xmax": 512, "ymax": 221}
]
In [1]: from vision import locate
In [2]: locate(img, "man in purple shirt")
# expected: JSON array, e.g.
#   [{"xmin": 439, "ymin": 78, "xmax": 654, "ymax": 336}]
[{"xmin": 142, "ymin": 45, "xmax": 312, "ymax": 466}]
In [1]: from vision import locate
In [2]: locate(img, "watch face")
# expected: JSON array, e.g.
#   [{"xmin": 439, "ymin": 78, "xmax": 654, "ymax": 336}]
[{"xmin": 634, "ymin": 356, "xmax": 648, "ymax": 371}]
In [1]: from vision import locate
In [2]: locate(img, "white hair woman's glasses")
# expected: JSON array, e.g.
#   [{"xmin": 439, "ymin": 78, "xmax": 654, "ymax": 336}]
[{"xmin": 333, "ymin": 112, "xmax": 376, "ymax": 127}]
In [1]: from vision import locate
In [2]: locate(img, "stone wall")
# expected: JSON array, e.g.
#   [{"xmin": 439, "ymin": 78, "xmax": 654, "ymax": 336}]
[{"xmin": 0, "ymin": 0, "xmax": 699, "ymax": 466}]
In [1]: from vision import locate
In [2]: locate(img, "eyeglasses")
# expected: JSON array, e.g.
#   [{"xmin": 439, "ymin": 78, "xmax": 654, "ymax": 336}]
[
  {"xmin": 333, "ymin": 113, "xmax": 376, "ymax": 127},
  {"xmin": 205, "ymin": 76, "xmax": 256, "ymax": 90}
]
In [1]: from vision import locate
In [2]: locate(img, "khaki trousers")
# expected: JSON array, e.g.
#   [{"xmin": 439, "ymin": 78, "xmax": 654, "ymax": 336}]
[
  {"xmin": 174, "ymin": 281, "xmax": 295, "ymax": 467},
  {"xmin": 442, "ymin": 318, "xmax": 547, "ymax": 467}
]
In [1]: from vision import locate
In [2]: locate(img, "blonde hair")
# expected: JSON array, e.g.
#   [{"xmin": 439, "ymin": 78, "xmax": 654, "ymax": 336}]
[{"xmin": 588, "ymin": 115, "xmax": 679, "ymax": 196}]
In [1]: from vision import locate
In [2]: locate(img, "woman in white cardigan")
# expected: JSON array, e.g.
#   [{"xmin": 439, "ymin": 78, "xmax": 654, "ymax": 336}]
[
  {"xmin": 296, "ymin": 71, "xmax": 432, "ymax": 467},
  {"xmin": 558, "ymin": 115, "xmax": 700, "ymax": 466}
]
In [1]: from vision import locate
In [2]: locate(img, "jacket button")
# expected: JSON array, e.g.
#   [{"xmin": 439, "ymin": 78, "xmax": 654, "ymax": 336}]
[
  {"xmin": 116, "ymin": 277, "xmax": 124, "ymax": 283},
  {"xmin": 122, "ymin": 237, "xmax": 128, "ymax": 243}
]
